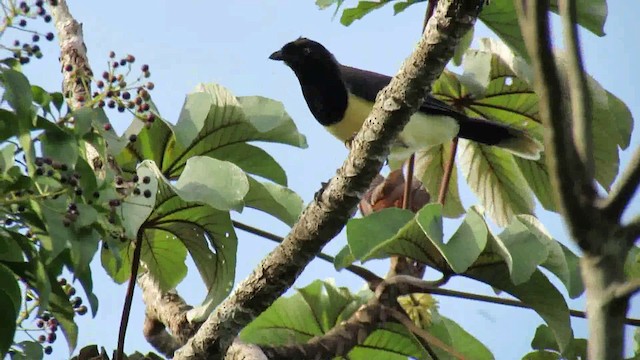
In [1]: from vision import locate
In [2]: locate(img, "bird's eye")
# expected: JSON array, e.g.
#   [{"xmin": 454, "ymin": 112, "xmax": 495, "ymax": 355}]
[{"xmin": 303, "ymin": 47, "xmax": 311, "ymax": 55}]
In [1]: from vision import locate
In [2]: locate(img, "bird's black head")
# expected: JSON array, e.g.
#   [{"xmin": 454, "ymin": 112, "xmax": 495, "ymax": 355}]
[{"xmin": 269, "ymin": 37, "xmax": 338, "ymax": 73}]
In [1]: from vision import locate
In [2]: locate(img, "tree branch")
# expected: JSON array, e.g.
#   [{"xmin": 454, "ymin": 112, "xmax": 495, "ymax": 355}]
[
  {"xmin": 261, "ymin": 302, "xmax": 384, "ymax": 360},
  {"xmin": 559, "ymin": 0, "xmax": 593, "ymax": 180},
  {"xmin": 514, "ymin": 0, "xmax": 597, "ymax": 251},
  {"xmin": 138, "ymin": 273, "xmax": 197, "ymax": 354},
  {"xmin": 603, "ymin": 145, "xmax": 640, "ymax": 220},
  {"xmin": 50, "ymin": 0, "xmax": 92, "ymax": 109},
  {"xmin": 613, "ymin": 279, "xmax": 640, "ymax": 301},
  {"xmin": 173, "ymin": 2, "xmax": 486, "ymax": 358}
]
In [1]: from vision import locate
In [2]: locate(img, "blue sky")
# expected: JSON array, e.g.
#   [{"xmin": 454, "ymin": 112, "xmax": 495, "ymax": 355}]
[{"xmin": 16, "ymin": 1, "xmax": 640, "ymax": 359}]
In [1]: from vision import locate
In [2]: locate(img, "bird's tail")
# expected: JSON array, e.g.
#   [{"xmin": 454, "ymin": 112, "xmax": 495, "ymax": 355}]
[{"xmin": 457, "ymin": 117, "xmax": 543, "ymax": 160}]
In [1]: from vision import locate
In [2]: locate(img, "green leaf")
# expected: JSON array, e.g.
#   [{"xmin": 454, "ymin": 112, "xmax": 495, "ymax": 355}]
[
  {"xmin": 242, "ymin": 280, "xmax": 432, "ymax": 359},
  {"xmin": 348, "ymin": 322, "xmax": 432, "ymax": 359},
  {"xmin": 74, "ymin": 265, "xmax": 99, "ymax": 317},
  {"xmin": 606, "ymin": 90, "xmax": 634, "ymax": 150},
  {"xmin": 241, "ymin": 280, "xmax": 347, "ymax": 344},
  {"xmin": 175, "ymin": 157, "xmax": 249, "ymax": 212},
  {"xmin": 209, "ymin": 143, "xmax": 288, "ymax": 186},
  {"xmin": 48, "ymin": 271, "xmax": 78, "ymax": 353},
  {"xmin": 12, "ymin": 341, "xmax": 43, "ymax": 360},
  {"xmin": 243, "ymin": 177, "xmax": 303, "ymax": 226},
  {"xmin": 346, "ymin": 208, "xmax": 415, "ymax": 261},
  {"xmin": 530, "ymin": 324, "xmax": 587, "ymax": 360},
  {"xmin": 118, "ymin": 84, "xmax": 306, "ymax": 181},
  {"xmin": 474, "ymin": 37, "xmax": 627, "ymax": 191},
  {"xmin": 413, "ymin": 143, "xmax": 465, "ymax": 218},
  {"xmin": 174, "ymin": 92, "xmax": 214, "ymax": 148},
  {"xmin": 73, "ymin": 204, "xmax": 98, "ymax": 229},
  {"xmin": 120, "ymin": 161, "xmax": 158, "ymax": 239},
  {"xmin": 140, "ymin": 231, "xmax": 188, "ymax": 291},
  {"xmin": 134, "ymin": 161, "xmax": 238, "ymax": 311},
  {"xmin": 0, "ymin": 143, "xmax": 16, "ymax": 175},
  {"xmin": 0, "ymin": 263, "xmax": 20, "ymax": 357},
  {"xmin": 625, "ymin": 246, "xmax": 640, "ymax": 279},
  {"xmin": 181, "ymin": 210, "xmax": 237, "ymax": 322},
  {"xmin": 515, "ymin": 155, "xmax": 557, "ymax": 212},
  {"xmin": 37, "ymin": 198, "xmax": 74, "ymax": 260},
  {"xmin": 0, "ymin": 230, "xmax": 24, "ymax": 262},
  {"xmin": 1, "ymin": 68, "xmax": 34, "ymax": 122},
  {"xmin": 340, "ymin": 1, "xmax": 392, "ymax": 26},
  {"xmin": 69, "ymin": 229, "xmax": 99, "ymax": 275},
  {"xmin": 31, "ymin": 85, "xmax": 52, "ymax": 113},
  {"xmin": 333, "ymin": 245, "xmax": 355, "ymax": 270},
  {"xmin": 236, "ymin": 95, "xmax": 307, "ymax": 148},
  {"xmin": 393, "ymin": 0, "xmax": 424, "ymax": 15},
  {"xmin": 100, "ymin": 241, "xmax": 131, "ymax": 284},
  {"xmin": 434, "ymin": 206, "xmax": 488, "ymax": 273},
  {"xmin": 516, "ymin": 215, "xmax": 583, "ymax": 298},
  {"xmin": 458, "ymin": 140, "xmax": 534, "ymax": 226},
  {"xmin": 40, "ymin": 122, "xmax": 79, "ymax": 166},
  {"xmin": 428, "ymin": 316, "xmax": 494, "ymax": 360}
]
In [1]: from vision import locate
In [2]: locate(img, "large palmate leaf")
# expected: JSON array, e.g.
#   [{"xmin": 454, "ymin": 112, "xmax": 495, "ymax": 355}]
[
  {"xmin": 475, "ymin": 38, "xmax": 632, "ymax": 190},
  {"xmin": 458, "ymin": 140, "xmax": 535, "ymax": 226},
  {"xmin": 242, "ymin": 280, "xmax": 486, "ymax": 359},
  {"xmin": 115, "ymin": 83, "xmax": 305, "ymax": 224},
  {"xmin": 341, "ymin": 205, "xmax": 578, "ymax": 350},
  {"xmin": 103, "ymin": 160, "xmax": 240, "ymax": 321}
]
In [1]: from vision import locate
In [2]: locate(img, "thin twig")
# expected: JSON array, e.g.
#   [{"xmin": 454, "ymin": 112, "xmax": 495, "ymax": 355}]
[
  {"xmin": 613, "ymin": 279, "xmax": 640, "ymax": 301},
  {"xmin": 402, "ymin": 154, "xmax": 416, "ymax": 211},
  {"xmin": 560, "ymin": 0, "xmax": 594, "ymax": 180},
  {"xmin": 514, "ymin": 0, "xmax": 596, "ymax": 250},
  {"xmin": 425, "ymin": 286, "xmax": 640, "ymax": 327},
  {"xmin": 438, "ymin": 138, "xmax": 459, "ymax": 205},
  {"xmin": 232, "ymin": 220, "xmax": 383, "ymax": 285},
  {"xmin": 116, "ymin": 232, "xmax": 145, "ymax": 360},
  {"xmin": 603, "ymin": 145, "xmax": 640, "ymax": 220}
]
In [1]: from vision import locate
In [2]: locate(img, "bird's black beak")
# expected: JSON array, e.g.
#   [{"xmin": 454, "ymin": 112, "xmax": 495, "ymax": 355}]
[{"xmin": 269, "ymin": 50, "xmax": 284, "ymax": 61}]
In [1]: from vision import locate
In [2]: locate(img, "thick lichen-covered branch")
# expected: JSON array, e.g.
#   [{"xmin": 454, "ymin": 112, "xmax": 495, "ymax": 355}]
[
  {"xmin": 172, "ymin": 1, "xmax": 487, "ymax": 359},
  {"xmin": 515, "ymin": 1, "xmax": 634, "ymax": 359}
]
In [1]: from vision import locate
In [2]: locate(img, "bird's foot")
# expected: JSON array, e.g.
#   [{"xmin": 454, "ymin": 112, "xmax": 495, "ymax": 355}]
[
  {"xmin": 344, "ymin": 132, "xmax": 358, "ymax": 150},
  {"xmin": 314, "ymin": 181, "xmax": 329, "ymax": 202}
]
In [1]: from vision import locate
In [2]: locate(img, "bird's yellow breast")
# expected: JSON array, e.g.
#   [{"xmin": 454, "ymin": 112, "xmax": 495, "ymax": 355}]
[
  {"xmin": 325, "ymin": 94, "xmax": 372, "ymax": 142},
  {"xmin": 323, "ymin": 93, "xmax": 459, "ymax": 150}
]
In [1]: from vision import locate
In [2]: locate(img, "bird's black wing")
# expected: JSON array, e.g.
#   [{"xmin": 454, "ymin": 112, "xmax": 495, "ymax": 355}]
[
  {"xmin": 338, "ymin": 64, "xmax": 521, "ymax": 146},
  {"xmin": 338, "ymin": 65, "xmax": 467, "ymax": 120}
]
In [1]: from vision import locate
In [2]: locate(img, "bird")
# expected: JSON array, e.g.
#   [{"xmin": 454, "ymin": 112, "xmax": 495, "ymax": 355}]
[{"xmin": 269, "ymin": 37, "xmax": 542, "ymax": 160}]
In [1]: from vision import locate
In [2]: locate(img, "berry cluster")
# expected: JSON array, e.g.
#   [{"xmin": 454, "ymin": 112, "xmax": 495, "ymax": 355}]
[
  {"xmin": 8, "ymin": 0, "xmax": 58, "ymax": 64},
  {"xmin": 34, "ymin": 312, "xmax": 57, "ymax": 355},
  {"xmin": 92, "ymin": 50, "xmax": 157, "ymax": 128},
  {"xmin": 31, "ymin": 278, "xmax": 88, "ymax": 356},
  {"xmin": 33, "ymin": 157, "xmax": 81, "ymax": 195},
  {"xmin": 32, "ymin": 156, "xmax": 126, "ymax": 229}
]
